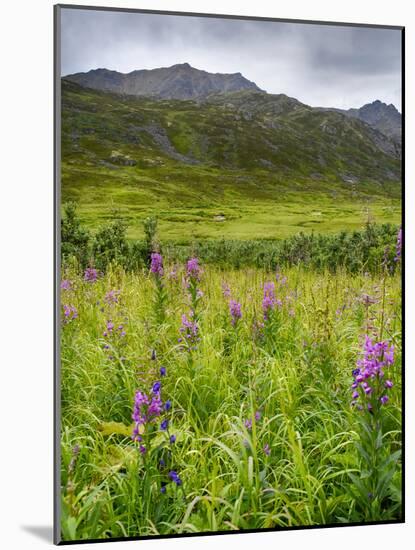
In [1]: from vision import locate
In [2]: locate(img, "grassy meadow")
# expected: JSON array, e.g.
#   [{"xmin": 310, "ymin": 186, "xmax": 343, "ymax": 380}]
[
  {"xmin": 60, "ymin": 260, "xmax": 402, "ymax": 540},
  {"xmin": 62, "ymin": 163, "xmax": 401, "ymax": 242}
]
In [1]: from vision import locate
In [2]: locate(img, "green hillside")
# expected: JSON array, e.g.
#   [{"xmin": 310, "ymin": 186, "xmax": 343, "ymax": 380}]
[{"xmin": 61, "ymin": 80, "xmax": 401, "ymax": 242}]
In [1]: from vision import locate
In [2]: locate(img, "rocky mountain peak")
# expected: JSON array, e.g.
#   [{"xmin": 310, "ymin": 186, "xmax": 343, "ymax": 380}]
[{"xmin": 64, "ymin": 63, "xmax": 263, "ymax": 100}]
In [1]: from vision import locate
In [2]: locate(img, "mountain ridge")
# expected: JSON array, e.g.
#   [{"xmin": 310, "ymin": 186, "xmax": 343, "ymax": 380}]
[
  {"xmin": 64, "ymin": 63, "xmax": 264, "ymax": 101},
  {"xmin": 63, "ymin": 64, "xmax": 401, "ymax": 143},
  {"xmin": 320, "ymin": 99, "xmax": 401, "ymax": 143},
  {"xmin": 61, "ymin": 79, "xmax": 400, "ymax": 180}
]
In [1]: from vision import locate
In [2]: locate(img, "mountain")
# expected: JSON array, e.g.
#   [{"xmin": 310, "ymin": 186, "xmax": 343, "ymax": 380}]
[
  {"xmin": 60, "ymin": 77, "xmax": 401, "ymax": 240},
  {"xmin": 63, "ymin": 63, "xmax": 264, "ymax": 100},
  {"xmin": 64, "ymin": 65, "xmax": 401, "ymax": 144},
  {"xmin": 61, "ymin": 79, "xmax": 400, "ymax": 187},
  {"xmin": 327, "ymin": 100, "xmax": 401, "ymax": 144}
]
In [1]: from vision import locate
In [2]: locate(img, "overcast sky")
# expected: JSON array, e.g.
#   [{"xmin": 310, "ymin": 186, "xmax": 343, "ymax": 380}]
[{"xmin": 60, "ymin": 8, "xmax": 402, "ymax": 111}]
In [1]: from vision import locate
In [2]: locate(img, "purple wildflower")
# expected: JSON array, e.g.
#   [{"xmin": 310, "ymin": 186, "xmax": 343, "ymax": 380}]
[
  {"xmin": 148, "ymin": 394, "xmax": 163, "ymax": 417},
  {"xmin": 168, "ymin": 470, "xmax": 182, "ymax": 485},
  {"xmin": 262, "ymin": 281, "xmax": 279, "ymax": 320},
  {"xmin": 160, "ymin": 366, "xmax": 166, "ymax": 377},
  {"xmin": 263, "ymin": 443, "xmax": 271, "ymax": 456},
  {"xmin": 168, "ymin": 265, "xmax": 178, "ymax": 280},
  {"xmin": 229, "ymin": 300, "xmax": 242, "ymax": 325},
  {"xmin": 62, "ymin": 304, "xmax": 78, "ymax": 323},
  {"xmin": 60, "ymin": 279, "xmax": 72, "ymax": 291},
  {"xmin": 84, "ymin": 267, "xmax": 98, "ymax": 283},
  {"xmin": 222, "ymin": 282, "xmax": 231, "ymax": 298},
  {"xmin": 380, "ymin": 395, "xmax": 389, "ymax": 405},
  {"xmin": 169, "ymin": 434, "xmax": 176, "ymax": 444},
  {"xmin": 104, "ymin": 289, "xmax": 120, "ymax": 305},
  {"xmin": 275, "ymin": 271, "xmax": 288, "ymax": 286},
  {"xmin": 160, "ymin": 419, "xmax": 169, "ymax": 431},
  {"xmin": 160, "ymin": 485, "xmax": 166, "ymax": 494},
  {"xmin": 395, "ymin": 227, "xmax": 402, "ymax": 262},
  {"xmin": 150, "ymin": 252, "xmax": 164, "ymax": 277},
  {"xmin": 131, "ymin": 387, "xmax": 165, "ymax": 440},
  {"xmin": 352, "ymin": 336, "xmax": 395, "ymax": 409},
  {"xmin": 179, "ymin": 313, "xmax": 199, "ymax": 350},
  {"xmin": 132, "ymin": 391, "xmax": 149, "ymax": 426},
  {"xmin": 152, "ymin": 381, "xmax": 161, "ymax": 394},
  {"xmin": 186, "ymin": 257, "xmax": 202, "ymax": 281},
  {"xmin": 165, "ymin": 400, "xmax": 171, "ymax": 411}
]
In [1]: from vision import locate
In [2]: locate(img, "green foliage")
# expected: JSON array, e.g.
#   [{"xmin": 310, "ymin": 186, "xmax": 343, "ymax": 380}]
[
  {"xmin": 126, "ymin": 240, "xmax": 147, "ymax": 271},
  {"xmin": 61, "ymin": 210, "xmax": 400, "ymax": 276},
  {"xmin": 164, "ymin": 223, "xmax": 399, "ymax": 274},
  {"xmin": 61, "ymin": 202, "xmax": 90, "ymax": 268},
  {"xmin": 91, "ymin": 218, "xmax": 129, "ymax": 271},
  {"xmin": 143, "ymin": 216, "xmax": 159, "ymax": 265}
]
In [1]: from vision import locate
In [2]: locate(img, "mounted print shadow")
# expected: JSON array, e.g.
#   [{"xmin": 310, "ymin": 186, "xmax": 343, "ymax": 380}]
[{"xmin": 54, "ymin": 4, "xmax": 404, "ymax": 544}]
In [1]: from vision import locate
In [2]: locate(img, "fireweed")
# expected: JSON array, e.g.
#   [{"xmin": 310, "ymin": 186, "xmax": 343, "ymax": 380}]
[
  {"xmin": 262, "ymin": 281, "xmax": 282, "ymax": 321},
  {"xmin": 178, "ymin": 312, "xmax": 200, "ymax": 352},
  {"xmin": 177, "ymin": 257, "xmax": 203, "ymax": 356},
  {"xmin": 395, "ymin": 227, "xmax": 402, "ymax": 262},
  {"xmin": 61, "ymin": 279, "xmax": 73, "ymax": 291},
  {"xmin": 258, "ymin": 281, "xmax": 283, "ymax": 345},
  {"xmin": 150, "ymin": 252, "xmax": 167, "ymax": 325},
  {"xmin": 349, "ymin": 335, "xmax": 400, "ymax": 520},
  {"xmin": 223, "ymin": 295, "xmax": 243, "ymax": 355},
  {"xmin": 229, "ymin": 300, "xmax": 242, "ymax": 326},
  {"xmin": 84, "ymin": 267, "xmax": 98, "ymax": 283},
  {"xmin": 131, "ymin": 375, "xmax": 181, "ymax": 495},
  {"xmin": 102, "ymin": 318, "xmax": 127, "ymax": 361},
  {"xmin": 167, "ymin": 264, "xmax": 179, "ymax": 281},
  {"xmin": 221, "ymin": 282, "xmax": 231, "ymax": 299},
  {"xmin": 275, "ymin": 269, "xmax": 288, "ymax": 287},
  {"xmin": 104, "ymin": 289, "xmax": 121, "ymax": 306},
  {"xmin": 62, "ymin": 304, "xmax": 78, "ymax": 324},
  {"xmin": 100, "ymin": 288, "xmax": 128, "ymax": 362}
]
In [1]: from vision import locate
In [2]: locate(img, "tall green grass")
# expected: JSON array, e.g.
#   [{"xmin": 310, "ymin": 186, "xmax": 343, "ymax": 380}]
[{"xmin": 60, "ymin": 263, "xmax": 401, "ymax": 540}]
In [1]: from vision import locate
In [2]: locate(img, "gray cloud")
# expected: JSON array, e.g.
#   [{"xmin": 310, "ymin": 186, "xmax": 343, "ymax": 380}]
[{"xmin": 60, "ymin": 7, "xmax": 402, "ymax": 110}]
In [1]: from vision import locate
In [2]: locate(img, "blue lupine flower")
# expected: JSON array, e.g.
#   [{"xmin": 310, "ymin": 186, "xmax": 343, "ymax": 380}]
[{"xmin": 152, "ymin": 381, "xmax": 161, "ymax": 394}]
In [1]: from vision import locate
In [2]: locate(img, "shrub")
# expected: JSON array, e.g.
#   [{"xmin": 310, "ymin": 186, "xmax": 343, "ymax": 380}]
[
  {"xmin": 61, "ymin": 202, "xmax": 90, "ymax": 269},
  {"xmin": 91, "ymin": 218, "xmax": 129, "ymax": 271}
]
